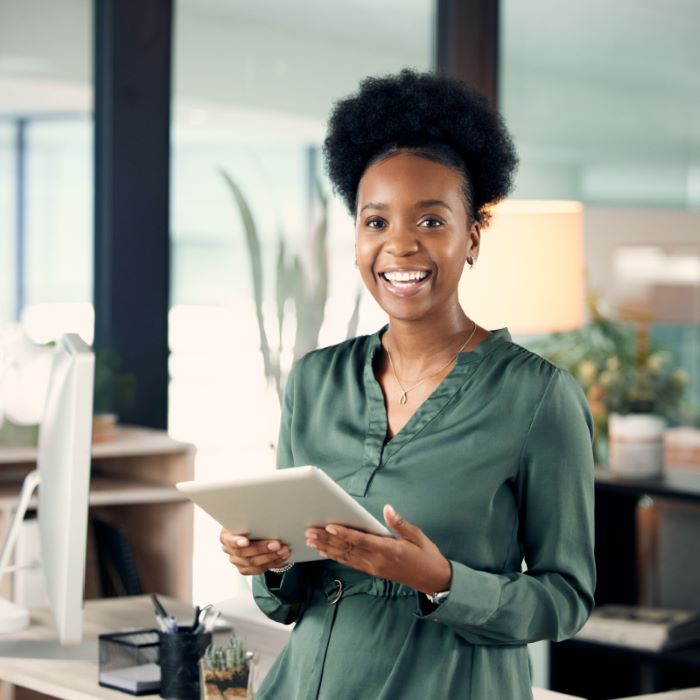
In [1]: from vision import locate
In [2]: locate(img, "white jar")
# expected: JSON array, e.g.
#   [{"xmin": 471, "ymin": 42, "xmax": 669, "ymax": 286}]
[{"xmin": 608, "ymin": 413, "xmax": 666, "ymax": 479}]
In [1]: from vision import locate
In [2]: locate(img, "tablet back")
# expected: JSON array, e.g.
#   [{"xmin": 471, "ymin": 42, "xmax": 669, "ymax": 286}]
[{"xmin": 177, "ymin": 466, "xmax": 391, "ymax": 563}]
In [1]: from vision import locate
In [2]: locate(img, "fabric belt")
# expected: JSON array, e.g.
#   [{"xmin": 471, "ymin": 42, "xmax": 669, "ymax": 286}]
[{"xmin": 315, "ymin": 564, "xmax": 415, "ymax": 605}]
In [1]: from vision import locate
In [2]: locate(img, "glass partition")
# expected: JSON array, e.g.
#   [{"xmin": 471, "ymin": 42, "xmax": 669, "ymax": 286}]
[
  {"xmin": 0, "ymin": 122, "xmax": 15, "ymax": 325},
  {"xmin": 500, "ymin": 0, "xmax": 700, "ymax": 429},
  {"xmin": 0, "ymin": 0, "xmax": 93, "ymax": 342},
  {"xmin": 171, "ymin": 0, "xmax": 436, "ymax": 601}
]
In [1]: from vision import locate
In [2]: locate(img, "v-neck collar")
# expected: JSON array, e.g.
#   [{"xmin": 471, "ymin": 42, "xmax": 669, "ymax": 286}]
[{"xmin": 346, "ymin": 325, "xmax": 512, "ymax": 497}]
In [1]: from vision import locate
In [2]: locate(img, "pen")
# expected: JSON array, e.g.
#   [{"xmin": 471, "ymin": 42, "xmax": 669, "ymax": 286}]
[
  {"xmin": 168, "ymin": 615, "xmax": 179, "ymax": 634},
  {"xmin": 151, "ymin": 594, "xmax": 169, "ymax": 619},
  {"xmin": 151, "ymin": 594, "xmax": 172, "ymax": 633},
  {"xmin": 154, "ymin": 615, "xmax": 170, "ymax": 633}
]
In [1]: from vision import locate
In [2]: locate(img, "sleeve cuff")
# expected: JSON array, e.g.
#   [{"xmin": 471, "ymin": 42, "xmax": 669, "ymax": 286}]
[
  {"xmin": 256, "ymin": 566, "xmax": 299, "ymax": 603},
  {"xmin": 413, "ymin": 559, "xmax": 502, "ymax": 627}
]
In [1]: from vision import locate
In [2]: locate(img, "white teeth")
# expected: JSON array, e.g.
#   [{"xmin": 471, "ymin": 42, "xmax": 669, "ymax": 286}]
[{"xmin": 383, "ymin": 270, "xmax": 429, "ymax": 283}]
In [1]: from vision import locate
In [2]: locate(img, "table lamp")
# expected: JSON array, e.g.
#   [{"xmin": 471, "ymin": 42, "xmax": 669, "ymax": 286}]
[{"xmin": 459, "ymin": 200, "xmax": 585, "ymax": 335}]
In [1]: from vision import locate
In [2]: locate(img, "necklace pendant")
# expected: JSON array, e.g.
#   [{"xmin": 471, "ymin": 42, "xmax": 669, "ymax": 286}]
[{"xmin": 399, "ymin": 391, "xmax": 408, "ymax": 405}]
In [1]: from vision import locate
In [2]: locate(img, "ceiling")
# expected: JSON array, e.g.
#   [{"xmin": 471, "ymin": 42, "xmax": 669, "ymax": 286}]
[{"xmin": 0, "ymin": 0, "xmax": 697, "ymax": 206}]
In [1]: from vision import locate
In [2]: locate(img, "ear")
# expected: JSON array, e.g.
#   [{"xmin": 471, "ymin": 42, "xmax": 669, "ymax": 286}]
[{"xmin": 466, "ymin": 220, "xmax": 481, "ymax": 260}]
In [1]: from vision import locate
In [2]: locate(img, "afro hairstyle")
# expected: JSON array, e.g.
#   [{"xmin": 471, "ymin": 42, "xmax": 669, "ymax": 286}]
[{"xmin": 322, "ymin": 69, "xmax": 519, "ymax": 226}]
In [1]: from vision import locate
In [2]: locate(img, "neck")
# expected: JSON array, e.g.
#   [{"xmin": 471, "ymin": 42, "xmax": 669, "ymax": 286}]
[{"xmin": 382, "ymin": 303, "xmax": 477, "ymax": 377}]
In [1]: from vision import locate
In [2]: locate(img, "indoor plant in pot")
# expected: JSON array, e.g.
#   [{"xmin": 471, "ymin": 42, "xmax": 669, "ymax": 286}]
[
  {"xmin": 92, "ymin": 350, "xmax": 136, "ymax": 442},
  {"xmin": 523, "ymin": 292, "xmax": 691, "ymax": 472},
  {"xmin": 200, "ymin": 635, "xmax": 257, "ymax": 699},
  {"xmin": 595, "ymin": 321, "xmax": 688, "ymax": 478}
]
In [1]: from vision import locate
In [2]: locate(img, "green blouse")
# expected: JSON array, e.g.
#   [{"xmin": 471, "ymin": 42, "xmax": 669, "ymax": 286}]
[{"xmin": 252, "ymin": 326, "xmax": 596, "ymax": 699}]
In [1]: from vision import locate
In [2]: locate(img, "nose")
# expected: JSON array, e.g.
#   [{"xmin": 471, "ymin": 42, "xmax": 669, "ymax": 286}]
[{"xmin": 384, "ymin": 223, "xmax": 420, "ymax": 257}]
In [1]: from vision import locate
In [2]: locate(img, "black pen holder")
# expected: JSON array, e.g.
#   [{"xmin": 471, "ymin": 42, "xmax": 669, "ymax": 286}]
[{"xmin": 158, "ymin": 627, "xmax": 212, "ymax": 700}]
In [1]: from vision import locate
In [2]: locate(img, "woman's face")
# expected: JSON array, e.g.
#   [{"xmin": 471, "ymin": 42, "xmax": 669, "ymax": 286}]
[{"xmin": 355, "ymin": 151, "xmax": 479, "ymax": 324}]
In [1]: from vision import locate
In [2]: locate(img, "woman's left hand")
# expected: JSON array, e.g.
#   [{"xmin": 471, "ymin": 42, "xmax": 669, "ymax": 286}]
[{"xmin": 305, "ymin": 504, "xmax": 452, "ymax": 595}]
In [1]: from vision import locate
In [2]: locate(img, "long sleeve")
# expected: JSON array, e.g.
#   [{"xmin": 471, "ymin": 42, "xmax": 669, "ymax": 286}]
[
  {"xmin": 414, "ymin": 367, "xmax": 597, "ymax": 646},
  {"xmin": 252, "ymin": 361, "xmax": 308, "ymax": 624}
]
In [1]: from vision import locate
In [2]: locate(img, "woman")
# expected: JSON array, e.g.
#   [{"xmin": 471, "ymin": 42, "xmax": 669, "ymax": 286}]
[{"xmin": 220, "ymin": 70, "xmax": 596, "ymax": 699}]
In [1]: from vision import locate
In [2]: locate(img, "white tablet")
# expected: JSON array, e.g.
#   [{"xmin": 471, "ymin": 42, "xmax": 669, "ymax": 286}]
[{"xmin": 176, "ymin": 466, "xmax": 392, "ymax": 563}]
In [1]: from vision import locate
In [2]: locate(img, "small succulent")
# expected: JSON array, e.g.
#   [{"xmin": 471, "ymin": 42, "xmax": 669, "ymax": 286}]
[{"xmin": 203, "ymin": 635, "xmax": 249, "ymax": 672}]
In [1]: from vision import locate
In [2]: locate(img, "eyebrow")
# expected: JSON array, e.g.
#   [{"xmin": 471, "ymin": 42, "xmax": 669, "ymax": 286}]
[
  {"xmin": 359, "ymin": 202, "xmax": 387, "ymax": 213},
  {"xmin": 416, "ymin": 199, "xmax": 452, "ymax": 212},
  {"xmin": 358, "ymin": 199, "xmax": 453, "ymax": 214}
]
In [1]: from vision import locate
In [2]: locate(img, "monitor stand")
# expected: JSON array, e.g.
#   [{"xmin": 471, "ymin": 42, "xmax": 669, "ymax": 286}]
[{"xmin": 0, "ymin": 469, "xmax": 40, "ymax": 634}]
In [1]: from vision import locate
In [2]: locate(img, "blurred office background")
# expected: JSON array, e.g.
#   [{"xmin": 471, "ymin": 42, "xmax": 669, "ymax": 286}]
[{"xmin": 1, "ymin": 0, "xmax": 699, "ymax": 691}]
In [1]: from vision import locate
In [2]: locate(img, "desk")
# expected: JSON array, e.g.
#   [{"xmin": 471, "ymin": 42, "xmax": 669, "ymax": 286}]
[
  {"xmin": 0, "ymin": 593, "xmax": 591, "ymax": 699},
  {"xmin": 0, "ymin": 595, "xmax": 291, "ymax": 700}
]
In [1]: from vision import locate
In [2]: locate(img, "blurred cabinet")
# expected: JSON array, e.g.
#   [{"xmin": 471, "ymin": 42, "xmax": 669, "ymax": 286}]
[
  {"xmin": 550, "ymin": 466, "xmax": 700, "ymax": 699},
  {"xmin": 0, "ymin": 426, "xmax": 195, "ymax": 604}
]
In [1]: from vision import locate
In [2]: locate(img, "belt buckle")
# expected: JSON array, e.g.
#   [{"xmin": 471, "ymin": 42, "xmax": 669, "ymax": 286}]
[{"xmin": 326, "ymin": 578, "xmax": 343, "ymax": 605}]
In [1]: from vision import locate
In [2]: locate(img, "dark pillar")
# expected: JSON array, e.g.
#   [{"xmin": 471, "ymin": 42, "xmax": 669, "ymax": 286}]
[
  {"xmin": 435, "ymin": 0, "xmax": 500, "ymax": 108},
  {"xmin": 93, "ymin": 0, "xmax": 172, "ymax": 428}
]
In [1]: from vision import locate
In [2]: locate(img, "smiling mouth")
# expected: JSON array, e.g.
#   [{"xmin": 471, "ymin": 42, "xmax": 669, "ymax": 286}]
[{"xmin": 379, "ymin": 270, "xmax": 432, "ymax": 292}]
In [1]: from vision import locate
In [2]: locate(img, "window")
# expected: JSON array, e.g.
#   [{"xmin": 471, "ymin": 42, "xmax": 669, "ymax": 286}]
[{"xmin": 172, "ymin": 0, "xmax": 436, "ymax": 602}]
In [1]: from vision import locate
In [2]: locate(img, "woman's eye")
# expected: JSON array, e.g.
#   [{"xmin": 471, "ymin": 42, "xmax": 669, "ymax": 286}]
[
  {"xmin": 366, "ymin": 218, "xmax": 386, "ymax": 229},
  {"xmin": 419, "ymin": 217, "xmax": 443, "ymax": 228}
]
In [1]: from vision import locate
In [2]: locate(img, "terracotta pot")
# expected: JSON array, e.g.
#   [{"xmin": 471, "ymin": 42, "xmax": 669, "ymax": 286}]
[{"xmin": 92, "ymin": 413, "xmax": 118, "ymax": 443}]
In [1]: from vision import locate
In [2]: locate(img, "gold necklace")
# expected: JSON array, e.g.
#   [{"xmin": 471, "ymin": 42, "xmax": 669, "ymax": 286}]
[{"xmin": 385, "ymin": 320, "xmax": 478, "ymax": 405}]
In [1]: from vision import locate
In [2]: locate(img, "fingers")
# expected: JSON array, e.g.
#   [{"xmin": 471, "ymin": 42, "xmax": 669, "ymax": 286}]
[
  {"xmin": 305, "ymin": 525, "xmax": 390, "ymax": 560},
  {"xmin": 228, "ymin": 548, "xmax": 291, "ymax": 575},
  {"xmin": 220, "ymin": 530, "xmax": 285, "ymax": 555},
  {"xmin": 220, "ymin": 528, "xmax": 292, "ymax": 575},
  {"xmin": 315, "ymin": 524, "xmax": 374, "ymax": 549},
  {"xmin": 383, "ymin": 504, "xmax": 423, "ymax": 544}
]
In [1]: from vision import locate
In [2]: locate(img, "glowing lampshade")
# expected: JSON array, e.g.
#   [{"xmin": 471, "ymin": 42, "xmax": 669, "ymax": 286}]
[{"xmin": 459, "ymin": 200, "xmax": 584, "ymax": 335}]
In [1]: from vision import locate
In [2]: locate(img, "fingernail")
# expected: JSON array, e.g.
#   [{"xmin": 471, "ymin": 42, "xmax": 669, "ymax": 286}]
[
  {"xmin": 306, "ymin": 539, "xmax": 316, "ymax": 548},
  {"xmin": 386, "ymin": 504, "xmax": 396, "ymax": 518},
  {"xmin": 267, "ymin": 541, "xmax": 280, "ymax": 551},
  {"xmin": 306, "ymin": 531, "xmax": 317, "ymax": 540},
  {"xmin": 235, "ymin": 537, "xmax": 247, "ymax": 546},
  {"xmin": 325, "ymin": 525, "xmax": 337, "ymax": 535}
]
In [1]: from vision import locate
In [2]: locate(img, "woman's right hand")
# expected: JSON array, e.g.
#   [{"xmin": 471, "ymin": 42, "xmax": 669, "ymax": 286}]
[{"xmin": 220, "ymin": 528, "xmax": 292, "ymax": 575}]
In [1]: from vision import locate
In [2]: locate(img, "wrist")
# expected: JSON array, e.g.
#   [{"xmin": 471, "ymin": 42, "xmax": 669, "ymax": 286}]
[{"xmin": 422, "ymin": 557, "xmax": 452, "ymax": 596}]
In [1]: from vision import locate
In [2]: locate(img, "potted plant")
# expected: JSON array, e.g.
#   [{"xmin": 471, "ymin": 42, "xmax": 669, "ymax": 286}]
[
  {"xmin": 199, "ymin": 635, "xmax": 257, "ymax": 699},
  {"xmin": 586, "ymin": 321, "xmax": 688, "ymax": 478},
  {"xmin": 92, "ymin": 350, "xmax": 136, "ymax": 442},
  {"xmin": 524, "ymin": 292, "xmax": 692, "ymax": 475}
]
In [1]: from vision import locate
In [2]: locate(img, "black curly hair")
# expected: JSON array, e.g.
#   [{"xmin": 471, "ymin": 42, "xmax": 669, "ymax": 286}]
[{"xmin": 323, "ymin": 69, "xmax": 519, "ymax": 226}]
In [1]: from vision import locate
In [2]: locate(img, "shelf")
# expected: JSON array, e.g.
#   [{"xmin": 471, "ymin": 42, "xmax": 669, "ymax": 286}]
[
  {"xmin": 0, "ymin": 425, "xmax": 194, "ymax": 465},
  {"xmin": 560, "ymin": 637, "xmax": 700, "ymax": 670},
  {"xmin": 0, "ymin": 475, "xmax": 187, "ymax": 510},
  {"xmin": 595, "ymin": 466, "xmax": 700, "ymax": 503}
]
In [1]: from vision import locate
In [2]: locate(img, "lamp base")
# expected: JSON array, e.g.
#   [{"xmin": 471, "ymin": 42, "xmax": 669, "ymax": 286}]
[{"xmin": 0, "ymin": 596, "xmax": 30, "ymax": 634}]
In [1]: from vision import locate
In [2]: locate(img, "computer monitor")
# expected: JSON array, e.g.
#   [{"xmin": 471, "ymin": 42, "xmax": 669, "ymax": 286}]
[{"xmin": 0, "ymin": 333, "xmax": 94, "ymax": 644}]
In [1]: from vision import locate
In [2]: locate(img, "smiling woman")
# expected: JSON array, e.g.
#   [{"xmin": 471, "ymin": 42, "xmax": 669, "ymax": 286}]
[{"xmin": 219, "ymin": 69, "xmax": 597, "ymax": 699}]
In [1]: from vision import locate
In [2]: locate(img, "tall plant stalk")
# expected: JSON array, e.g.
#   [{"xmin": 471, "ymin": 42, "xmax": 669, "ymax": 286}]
[{"xmin": 219, "ymin": 168, "xmax": 362, "ymax": 405}]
